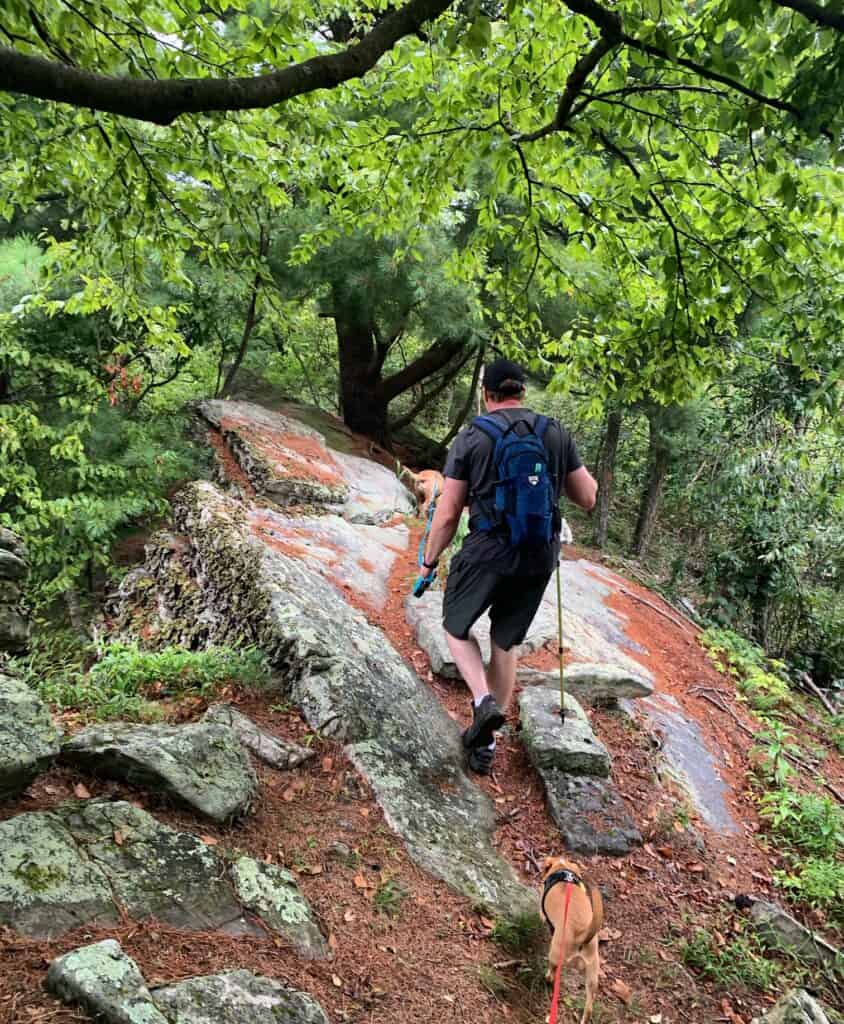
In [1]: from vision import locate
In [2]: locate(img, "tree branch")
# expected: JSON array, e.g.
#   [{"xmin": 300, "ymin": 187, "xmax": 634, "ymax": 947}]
[
  {"xmin": 771, "ymin": 0, "xmax": 844, "ymax": 32},
  {"xmin": 379, "ymin": 335, "xmax": 467, "ymax": 402},
  {"xmin": 0, "ymin": 0, "xmax": 454, "ymax": 124},
  {"xmin": 389, "ymin": 345, "xmax": 473, "ymax": 432}
]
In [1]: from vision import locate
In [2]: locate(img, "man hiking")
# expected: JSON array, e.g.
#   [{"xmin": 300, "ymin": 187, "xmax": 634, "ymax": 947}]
[{"xmin": 420, "ymin": 358, "xmax": 597, "ymax": 774}]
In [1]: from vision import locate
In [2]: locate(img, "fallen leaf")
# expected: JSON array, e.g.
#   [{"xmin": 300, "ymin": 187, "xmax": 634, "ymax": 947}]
[
  {"xmin": 113, "ymin": 830, "xmax": 125, "ymax": 846},
  {"xmin": 322, "ymin": 757, "xmax": 334, "ymax": 772},
  {"xmin": 200, "ymin": 835, "xmax": 219, "ymax": 846},
  {"xmin": 282, "ymin": 788, "xmax": 296, "ymax": 803},
  {"xmin": 332, "ymin": 975, "xmax": 342, "ymax": 988},
  {"xmin": 73, "ymin": 783, "xmax": 91, "ymax": 800},
  {"xmin": 328, "ymin": 932, "xmax": 338, "ymax": 951},
  {"xmin": 343, "ymin": 908, "xmax": 356, "ymax": 923},
  {"xmin": 353, "ymin": 874, "xmax": 369, "ymax": 890},
  {"xmin": 480, "ymin": 916, "xmax": 495, "ymax": 929},
  {"xmin": 673, "ymin": 819, "xmax": 685, "ymax": 833},
  {"xmin": 43, "ymin": 785, "xmax": 59, "ymax": 795},
  {"xmin": 650, "ymin": 1015, "xmax": 662, "ymax": 1023},
  {"xmin": 300, "ymin": 864, "xmax": 323, "ymax": 875},
  {"xmin": 610, "ymin": 979, "xmax": 632, "ymax": 1005},
  {"xmin": 686, "ymin": 862, "xmax": 705, "ymax": 873},
  {"xmin": 359, "ymin": 808, "xmax": 370, "ymax": 818}
]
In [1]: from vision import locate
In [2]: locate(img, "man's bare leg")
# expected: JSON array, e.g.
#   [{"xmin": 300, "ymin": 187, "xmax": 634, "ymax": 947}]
[
  {"xmin": 445, "ymin": 632, "xmax": 489, "ymax": 702},
  {"xmin": 487, "ymin": 641, "xmax": 518, "ymax": 710}
]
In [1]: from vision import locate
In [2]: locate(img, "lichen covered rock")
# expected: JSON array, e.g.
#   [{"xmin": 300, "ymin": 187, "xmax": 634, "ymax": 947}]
[
  {"xmin": 204, "ymin": 704, "xmax": 314, "ymax": 769},
  {"xmin": 519, "ymin": 690, "xmax": 611, "ymax": 777},
  {"xmin": 0, "ymin": 528, "xmax": 29, "ymax": 653},
  {"xmin": 0, "ymin": 800, "xmax": 254, "ymax": 938},
  {"xmin": 47, "ymin": 939, "xmax": 167, "ymax": 1024},
  {"xmin": 542, "ymin": 773, "xmax": 642, "ymax": 856},
  {"xmin": 230, "ymin": 856, "xmax": 328, "ymax": 959},
  {"xmin": 0, "ymin": 672, "xmax": 61, "ymax": 801},
  {"xmin": 61, "ymin": 721, "xmax": 257, "ymax": 823},
  {"xmin": 517, "ymin": 663, "xmax": 654, "ymax": 706},
  {"xmin": 152, "ymin": 970, "xmax": 330, "ymax": 1024},
  {"xmin": 751, "ymin": 989, "xmax": 833, "ymax": 1024},
  {"xmin": 749, "ymin": 900, "xmax": 841, "ymax": 970}
]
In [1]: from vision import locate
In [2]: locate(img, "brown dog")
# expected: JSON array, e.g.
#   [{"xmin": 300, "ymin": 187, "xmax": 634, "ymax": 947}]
[
  {"xmin": 541, "ymin": 856, "xmax": 604, "ymax": 1024},
  {"xmin": 400, "ymin": 468, "xmax": 444, "ymax": 518}
]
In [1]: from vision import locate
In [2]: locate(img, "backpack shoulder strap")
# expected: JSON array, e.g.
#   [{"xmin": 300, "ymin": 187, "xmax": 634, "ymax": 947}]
[
  {"xmin": 472, "ymin": 414, "xmax": 507, "ymax": 443},
  {"xmin": 533, "ymin": 414, "xmax": 550, "ymax": 442}
]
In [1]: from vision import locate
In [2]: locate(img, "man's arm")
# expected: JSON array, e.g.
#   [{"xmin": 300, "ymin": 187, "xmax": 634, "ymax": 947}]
[
  {"xmin": 423, "ymin": 477, "xmax": 469, "ymax": 565},
  {"xmin": 565, "ymin": 466, "xmax": 598, "ymax": 510}
]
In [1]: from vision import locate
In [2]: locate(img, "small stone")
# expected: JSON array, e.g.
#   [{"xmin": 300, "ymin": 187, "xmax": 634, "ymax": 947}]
[
  {"xmin": 0, "ymin": 672, "xmax": 61, "ymax": 801},
  {"xmin": 519, "ymin": 689, "xmax": 611, "ymax": 777},
  {"xmin": 749, "ymin": 900, "xmax": 841, "ymax": 969},
  {"xmin": 47, "ymin": 939, "xmax": 167, "ymax": 1024},
  {"xmin": 517, "ymin": 663, "xmax": 654, "ymax": 705},
  {"xmin": 230, "ymin": 856, "xmax": 328, "ymax": 959},
  {"xmin": 204, "ymin": 704, "xmax": 314, "ymax": 769},
  {"xmin": 326, "ymin": 841, "xmax": 354, "ymax": 864},
  {"xmin": 542, "ymin": 773, "xmax": 642, "ymax": 857},
  {"xmin": 60, "ymin": 721, "xmax": 257, "ymax": 823},
  {"xmin": 152, "ymin": 969, "xmax": 330, "ymax": 1024},
  {"xmin": 750, "ymin": 988, "xmax": 833, "ymax": 1024}
]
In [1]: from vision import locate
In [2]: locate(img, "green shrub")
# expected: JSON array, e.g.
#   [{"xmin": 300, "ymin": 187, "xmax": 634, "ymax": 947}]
[
  {"xmin": 773, "ymin": 857, "xmax": 844, "ymax": 927},
  {"xmin": 760, "ymin": 789, "xmax": 844, "ymax": 859},
  {"xmin": 680, "ymin": 929, "xmax": 780, "ymax": 990}
]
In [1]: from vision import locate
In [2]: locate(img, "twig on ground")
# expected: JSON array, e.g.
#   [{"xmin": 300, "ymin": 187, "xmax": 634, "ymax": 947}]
[{"xmin": 617, "ymin": 585, "xmax": 696, "ymax": 634}]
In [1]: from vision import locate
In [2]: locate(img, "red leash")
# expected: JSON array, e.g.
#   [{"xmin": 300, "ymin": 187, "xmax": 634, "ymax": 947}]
[{"xmin": 548, "ymin": 882, "xmax": 573, "ymax": 1024}]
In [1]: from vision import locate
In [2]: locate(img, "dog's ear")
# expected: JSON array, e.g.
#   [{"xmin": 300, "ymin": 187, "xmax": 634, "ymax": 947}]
[{"xmin": 541, "ymin": 856, "xmax": 556, "ymax": 879}]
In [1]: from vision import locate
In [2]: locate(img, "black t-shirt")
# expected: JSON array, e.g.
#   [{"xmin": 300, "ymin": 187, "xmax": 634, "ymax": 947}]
[{"xmin": 443, "ymin": 407, "xmax": 583, "ymax": 575}]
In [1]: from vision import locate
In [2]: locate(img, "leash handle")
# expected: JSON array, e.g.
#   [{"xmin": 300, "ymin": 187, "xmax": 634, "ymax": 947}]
[
  {"xmin": 413, "ymin": 482, "xmax": 440, "ymax": 599},
  {"xmin": 548, "ymin": 882, "xmax": 573, "ymax": 1024}
]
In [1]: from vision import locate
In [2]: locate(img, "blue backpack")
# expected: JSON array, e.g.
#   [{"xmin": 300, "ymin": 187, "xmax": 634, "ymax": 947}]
[{"xmin": 472, "ymin": 414, "xmax": 556, "ymax": 547}]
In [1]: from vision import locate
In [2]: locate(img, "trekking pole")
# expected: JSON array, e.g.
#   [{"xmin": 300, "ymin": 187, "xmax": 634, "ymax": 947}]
[
  {"xmin": 556, "ymin": 558, "xmax": 566, "ymax": 723},
  {"xmin": 413, "ymin": 483, "xmax": 440, "ymax": 599}
]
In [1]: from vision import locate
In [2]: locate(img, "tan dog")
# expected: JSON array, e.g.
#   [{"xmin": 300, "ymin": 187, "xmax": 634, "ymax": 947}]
[
  {"xmin": 400, "ymin": 468, "xmax": 444, "ymax": 518},
  {"xmin": 541, "ymin": 856, "xmax": 604, "ymax": 1024}
]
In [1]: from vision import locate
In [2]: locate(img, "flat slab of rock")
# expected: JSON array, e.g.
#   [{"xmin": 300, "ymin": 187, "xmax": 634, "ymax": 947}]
[
  {"xmin": 0, "ymin": 672, "xmax": 61, "ymax": 800},
  {"xmin": 749, "ymin": 900, "xmax": 842, "ymax": 970},
  {"xmin": 159, "ymin": 482, "xmax": 533, "ymax": 919},
  {"xmin": 153, "ymin": 970, "xmax": 329, "ymax": 1024},
  {"xmin": 542, "ymin": 773, "xmax": 642, "ymax": 856},
  {"xmin": 751, "ymin": 988, "xmax": 833, "ymax": 1024},
  {"xmin": 231, "ymin": 856, "xmax": 328, "ymax": 959},
  {"xmin": 61, "ymin": 721, "xmax": 257, "ymax": 823},
  {"xmin": 247, "ymin": 507, "xmax": 408, "ymax": 611},
  {"xmin": 47, "ymin": 940, "xmax": 167, "ymax": 1024},
  {"xmin": 518, "ymin": 663, "xmax": 654, "ymax": 706},
  {"xmin": 0, "ymin": 800, "xmax": 253, "ymax": 938},
  {"xmin": 204, "ymin": 704, "xmax": 314, "ymax": 769},
  {"xmin": 519, "ymin": 690, "xmax": 610, "ymax": 777}
]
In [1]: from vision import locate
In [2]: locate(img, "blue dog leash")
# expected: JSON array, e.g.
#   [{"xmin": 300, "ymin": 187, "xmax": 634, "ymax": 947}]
[{"xmin": 412, "ymin": 483, "xmax": 440, "ymax": 598}]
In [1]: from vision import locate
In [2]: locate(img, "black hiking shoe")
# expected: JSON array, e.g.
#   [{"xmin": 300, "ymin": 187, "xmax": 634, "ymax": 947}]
[
  {"xmin": 462, "ymin": 695, "xmax": 505, "ymax": 751},
  {"xmin": 468, "ymin": 744, "xmax": 495, "ymax": 775}
]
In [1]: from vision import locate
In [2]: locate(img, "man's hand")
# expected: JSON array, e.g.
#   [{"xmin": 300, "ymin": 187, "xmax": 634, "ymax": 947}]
[
  {"xmin": 565, "ymin": 466, "xmax": 598, "ymax": 510},
  {"xmin": 422, "ymin": 477, "xmax": 469, "ymax": 565}
]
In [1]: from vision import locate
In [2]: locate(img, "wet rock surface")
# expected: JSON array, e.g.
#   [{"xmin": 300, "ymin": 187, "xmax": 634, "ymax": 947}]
[
  {"xmin": 153, "ymin": 970, "xmax": 330, "ymax": 1024},
  {"xmin": 517, "ymin": 663, "xmax": 654, "ymax": 706},
  {"xmin": 750, "ymin": 988, "xmax": 834, "ymax": 1024},
  {"xmin": 230, "ymin": 856, "xmax": 328, "ymax": 959},
  {"xmin": 47, "ymin": 940, "xmax": 167, "ymax": 1024},
  {"xmin": 0, "ymin": 800, "xmax": 253, "ymax": 938},
  {"xmin": 137, "ymin": 482, "xmax": 533, "ymax": 918},
  {"xmin": 204, "ymin": 704, "xmax": 314, "ymax": 769},
  {"xmin": 61, "ymin": 721, "xmax": 257, "ymax": 823},
  {"xmin": 0, "ymin": 671, "xmax": 61, "ymax": 801}
]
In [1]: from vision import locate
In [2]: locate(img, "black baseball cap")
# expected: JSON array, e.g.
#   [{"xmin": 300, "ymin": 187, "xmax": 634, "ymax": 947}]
[{"xmin": 483, "ymin": 358, "xmax": 526, "ymax": 392}]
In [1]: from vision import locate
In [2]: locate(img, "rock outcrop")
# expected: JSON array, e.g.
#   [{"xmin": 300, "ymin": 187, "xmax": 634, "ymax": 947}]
[
  {"xmin": 751, "ymin": 989, "xmax": 833, "ymax": 1024},
  {"xmin": 0, "ymin": 800, "xmax": 255, "ymax": 938},
  {"xmin": 0, "ymin": 527, "xmax": 29, "ymax": 653},
  {"xmin": 47, "ymin": 941, "xmax": 330, "ymax": 1024},
  {"xmin": 0, "ymin": 671, "xmax": 61, "ymax": 801},
  {"xmin": 749, "ymin": 899, "xmax": 842, "ymax": 970},
  {"xmin": 122, "ymin": 481, "xmax": 533, "ymax": 918},
  {"xmin": 519, "ymin": 690, "xmax": 610, "ymax": 777},
  {"xmin": 517, "ymin": 664, "xmax": 653, "ymax": 706},
  {"xmin": 60, "ymin": 721, "xmax": 257, "ymax": 823},
  {"xmin": 47, "ymin": 940, "xmax": 167, "ymax": 1024}
]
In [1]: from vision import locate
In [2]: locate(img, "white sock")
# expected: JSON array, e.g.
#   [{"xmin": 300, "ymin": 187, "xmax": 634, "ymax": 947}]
[{"xmin": 473, "ymin": 695, "xmax": 489, "ymax": 707}]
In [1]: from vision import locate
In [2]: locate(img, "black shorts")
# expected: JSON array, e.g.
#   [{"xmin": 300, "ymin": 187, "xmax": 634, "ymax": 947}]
[{"xmin": 442, "ymin": 554, "xmax": 553, "ymax": 651}]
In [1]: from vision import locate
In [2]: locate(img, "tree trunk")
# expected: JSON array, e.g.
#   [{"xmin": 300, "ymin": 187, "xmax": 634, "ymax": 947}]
[
  {"xmin": 593, "ymin": 408, "xmax": 622, "ymax": 548},
  {"xmin": 631, "ymin": 410, "xmax": 671, "ymax": 558},
  {"xmin": 220, "ymin": 227, "xmax": 267, "ymax": 397},
  {"xmin": 334, "ymin": 315, "xmax": 388, "ymax": 440}
]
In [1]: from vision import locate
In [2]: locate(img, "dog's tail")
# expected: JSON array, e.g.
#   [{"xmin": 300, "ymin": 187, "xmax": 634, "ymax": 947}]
[{"xmin": 580, "ymin": 884, "xmax": 604, "ymax": 947}]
